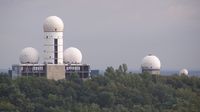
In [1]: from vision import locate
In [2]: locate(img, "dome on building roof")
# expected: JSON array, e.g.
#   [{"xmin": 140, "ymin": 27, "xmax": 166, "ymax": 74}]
[
  {"xmin": 63, "ymin": 47, "xmax": 82, "ymax": 64},
  {"xmin": 19, "ymin": 47, "xmax": 39, "ymax": 64},
  {"xmin": 43, "ymin": 16, "xmax": 64, "ymax": 32}
]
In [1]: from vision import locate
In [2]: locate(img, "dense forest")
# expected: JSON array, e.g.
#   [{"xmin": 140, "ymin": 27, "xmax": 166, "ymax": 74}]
[{"xmin": 0, "ymin": 64, "xmax": 200, "ymax": 112}]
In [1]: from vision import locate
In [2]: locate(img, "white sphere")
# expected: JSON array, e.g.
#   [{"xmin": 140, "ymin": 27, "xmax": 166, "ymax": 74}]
[
  {"xmin": 64, "ymin": 47, "xmax": 82, "ymax": 64},
  {"xmin": 179, "ymin": 69, "xmax": 188, "ymax": 76},
  {"xmin": 19, "ymin": 47, "xmax": 39, "ymax": 64},
  {"xmin": 43, "ymin": 16, "xmax": 64, "ymax": 32},
  {"xmin": 141, "ymin": 54, "xmax": 161, "ymax": 70}
]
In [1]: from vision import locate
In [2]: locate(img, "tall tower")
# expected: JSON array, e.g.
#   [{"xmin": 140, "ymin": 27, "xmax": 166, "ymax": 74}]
[{"xmin": 43, "ymin": 16, "xmax": 64, "ymax": 64}]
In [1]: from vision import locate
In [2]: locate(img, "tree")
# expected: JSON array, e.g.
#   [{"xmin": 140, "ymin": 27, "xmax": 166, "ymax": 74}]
[
  {"xmin": 122, "ymin": 64, "xmax": 128, "ymax": 74},
  {"xmin": 105, "ymin": 66, "xmax": 115, "ymax": 77},
  {"xmin": 0, "ymin": 65, "xmax": 200, "ymax": 112},
  {"xmin": 97, "ymin": 91, "xmax": 115, "ymax": 107}
]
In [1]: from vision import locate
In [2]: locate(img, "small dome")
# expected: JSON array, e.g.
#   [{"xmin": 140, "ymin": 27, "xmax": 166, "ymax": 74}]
[
  {"xmin": 179, "ymin": 69, "xmax": 188, "ymax": 76},
  {"xmin": 43, "ymin": 16, "xmax": 64, "ymax": 32},
  {"xmin": 63, "ymin": 47, "xmax": 82, "ymax": 64},
  {"xmin": 19, "ymin": 47, "xmax": 39, "ymax": 64},
  {"xmin": 141, "ymin": 54, "xmax": 161, "ymax": 70}
]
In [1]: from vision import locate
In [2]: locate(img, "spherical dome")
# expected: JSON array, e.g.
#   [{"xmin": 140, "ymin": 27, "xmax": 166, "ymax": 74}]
[
  {"xmin": 141, "ymin": 54, "xmax": 161, "ymax": 70},
  {"xmin": 43, "ymin": 16, "xmax": 64, "ymax": 32},
  {"xmin": 179, "ymin": 69, "xmax": 188, "ymax": 76},
  {"xmin": 63, "ymin": 47, "xmax": 82, "ymax": 64},
  {"xmin": 19, "ymin": 47, "xmax": 39, "ymax": 64}
]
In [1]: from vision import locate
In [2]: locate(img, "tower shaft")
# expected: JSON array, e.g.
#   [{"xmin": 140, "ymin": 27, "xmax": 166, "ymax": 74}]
[{"xmin": 44, "ymin": 32, "xmax": 63, "ymax": 64}]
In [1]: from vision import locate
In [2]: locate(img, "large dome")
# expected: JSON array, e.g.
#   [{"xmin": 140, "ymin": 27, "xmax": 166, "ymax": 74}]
[
  {"xmin": 43, "ymin": 16, "xmax": 64, "ymax": 32},
  {"xmin": 141, "ymin": 54, "xmax": 161, "ymax": 70},
  {"xmin": 19, "ymin": 47, "xmax": 39, "ymax": 64},
  {"xmin": 179, "ymin": 69, "xmax": 188, "ymax": 76},
  {"xmin": 63, "ymin": 47, "xmax": 82, "ymax": 64}
]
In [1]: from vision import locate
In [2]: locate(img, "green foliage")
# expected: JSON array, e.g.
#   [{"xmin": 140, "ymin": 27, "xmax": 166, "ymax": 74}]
[{"xmin": 0, "ymin": 65, "xmax": 200, "ymax": 112}]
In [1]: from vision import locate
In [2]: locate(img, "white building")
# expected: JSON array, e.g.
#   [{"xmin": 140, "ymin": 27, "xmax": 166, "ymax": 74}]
[{"xmin": 12, "ymin": 16, "xmax": 90, "ymax": 80}]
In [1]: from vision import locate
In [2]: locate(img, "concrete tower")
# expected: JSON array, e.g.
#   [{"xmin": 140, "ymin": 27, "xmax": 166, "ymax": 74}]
[{"xmin": 43, "ymin": 16, "xmax": 64, "ymax": 64}]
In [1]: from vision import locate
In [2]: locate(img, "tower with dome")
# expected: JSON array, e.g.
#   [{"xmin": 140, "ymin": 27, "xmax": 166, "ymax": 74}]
[{"xmin": 11, "ymin": 16, "xmax": 90, "ymax": 80}]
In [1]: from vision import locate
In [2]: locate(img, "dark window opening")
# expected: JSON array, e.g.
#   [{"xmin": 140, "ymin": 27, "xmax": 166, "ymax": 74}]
[
  {"xmin": 54, "ymin": 46, "xmax": 58, "ymax": 52},
  {"xmin": 84, "ymin": 73, "xmax": 89, "ymax": 78},
  {"xmin": 54, "ymin": 39, "xmax": 58, "ymax": 64},
  {"xmin": 55, "ymin": 53, "xmax": 58, "ymax": 58},
  {"xmin": 54, "ymin": 39, "xmax": 58, "ymax": 46},
  {"xmin": 55, "ymin": 59, "xmax": 58, "ymax": 64}
]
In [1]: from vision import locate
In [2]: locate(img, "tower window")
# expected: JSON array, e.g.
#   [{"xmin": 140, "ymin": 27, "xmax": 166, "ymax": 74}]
[
  {"xmin": 54, "ymin": 39, "xmax": 58, "ymax": 45},
  {"xmin": 54, "ymin": 39, "xmax": 58, "ymax": 64},
  {"xmin": 55, "ymin": 59, "xmax": 58, "ymax": 64},
  {"xmin": 55, "ymin": 53, "xmax": 58, "ymax": 58},
  {"xmin": 54, "ymin": 46, "xmax": 58, "ymax": 52}
]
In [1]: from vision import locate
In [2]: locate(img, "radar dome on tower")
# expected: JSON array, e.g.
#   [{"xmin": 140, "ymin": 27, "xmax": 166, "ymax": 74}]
[
  {"xmin": 64, "ymin": 47, "xmax": 82, "ymax": 64},
  {"xmin": 19, "ymin": 47, "xmax": 39, "ymax": 64},
  {"xmin": 141, "ymin": 54, "xmax": 161, "ymax": 74},
  {"xmin": 179, "ymin": 69, "xmax": 188, "ymax": 76},
  {"xmin": 43, "ymin": 16, "xmax": 64, "ymax": 32},
  {"xmin": 11, "ymin": 16, "xmax": 91, "ymax": 81},
  {"xmin": 141, "ymin": 54, "xmax": 161, "ymax": 70},
  {"xmin": 43, "ymin": 16, "xmax": 64, "ymax": 64}
]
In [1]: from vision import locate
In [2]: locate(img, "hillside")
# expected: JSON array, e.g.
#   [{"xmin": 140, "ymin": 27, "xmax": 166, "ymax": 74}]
[{"xmin": 0, "ymin": 66, "xmax": 200, "ymax": 112}]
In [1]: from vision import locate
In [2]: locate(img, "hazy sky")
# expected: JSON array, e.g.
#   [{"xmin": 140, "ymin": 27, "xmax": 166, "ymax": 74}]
[{"xmin": 0, "ymin": 0, "xmax": 200, "ymax": 70}]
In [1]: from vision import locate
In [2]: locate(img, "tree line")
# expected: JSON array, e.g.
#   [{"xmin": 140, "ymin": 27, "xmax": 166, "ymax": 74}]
[{"xmin": 0, "ymin": 64, "xmax": 200, "ymax": 112}]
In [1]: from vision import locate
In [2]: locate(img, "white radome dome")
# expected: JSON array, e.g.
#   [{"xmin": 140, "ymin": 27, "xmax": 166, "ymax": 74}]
[
  {"xmin": 43, "ymin": 16, "xmax": 64, "ymax": 32},
  {"xmin": 141, "ymin": 54, "xmax": 161, "ymax": 70},
  {"xmin": 179, "ymin": 69, "xmax": 188, "ymax": 76},
  {"xmin": 64, "ymin": 47, "xmax": 82, "ymax": 64},
  {"xmin": 19, "ymin": 47, "xmax": 39, "ymax": 64}
]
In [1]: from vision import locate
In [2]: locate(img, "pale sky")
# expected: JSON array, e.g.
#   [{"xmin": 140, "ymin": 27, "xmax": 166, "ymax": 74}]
[{"xmin": 0, "ymin": 0, "xmax": 200, "ymax": 70}]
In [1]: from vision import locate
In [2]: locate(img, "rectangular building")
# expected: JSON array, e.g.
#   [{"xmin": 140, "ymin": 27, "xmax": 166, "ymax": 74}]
[{"xmin": 12, "ymin": 64, "xmax": 90, "ymax": 80}]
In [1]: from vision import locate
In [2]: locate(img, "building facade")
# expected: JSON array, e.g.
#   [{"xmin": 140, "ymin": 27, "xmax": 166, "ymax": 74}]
[{"xmin": 12, "ymin": 64, "xmax": 90, "ymax": 80}]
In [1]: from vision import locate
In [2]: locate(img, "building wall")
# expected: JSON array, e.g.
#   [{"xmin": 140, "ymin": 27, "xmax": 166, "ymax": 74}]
[
  {"xmin": 12, "ymin": 64, "xmax": 46, "ymax": 79},
  {"xmin": 44, "ymin": 32, "xmax": 63, "ymax": 64},
  {"xmin": 12, "ymin": 64, "xmax": 90, "ymax": 80},
  {"xmin": 65, "ymin": 64, "xmax": 90, "ymax": 79},
  {"xmin": 46, "ymin": 64, "xmax": 65, "ymax": 80}
]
